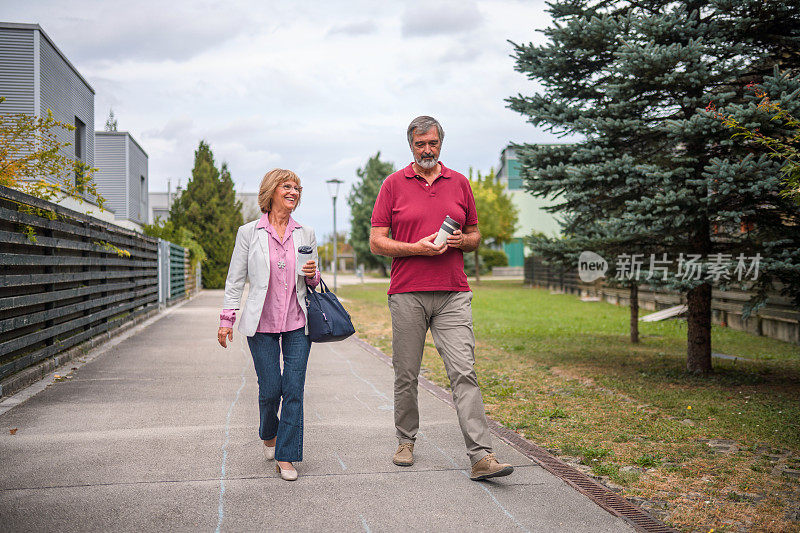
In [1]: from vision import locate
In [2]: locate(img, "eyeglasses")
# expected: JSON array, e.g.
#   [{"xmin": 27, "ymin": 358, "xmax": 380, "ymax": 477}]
[{"xmin": 281, "ymin": 183, "xmax": 302, "ymax": 193}]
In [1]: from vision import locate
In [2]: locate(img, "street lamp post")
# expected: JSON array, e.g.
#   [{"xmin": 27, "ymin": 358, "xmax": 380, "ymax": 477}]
[{"xmin": 326, "ymin": 178, "xmax": 344, "ymax": 292}]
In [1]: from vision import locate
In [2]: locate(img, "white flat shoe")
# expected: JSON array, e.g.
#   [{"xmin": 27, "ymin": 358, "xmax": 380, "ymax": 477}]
[
  {"xmin": 263, "ymin": 445, "xmax": 275, "ymax": 461},
  {"xmin": 276, "ymin": 463, "xmax": 298, "ymax": 481}
]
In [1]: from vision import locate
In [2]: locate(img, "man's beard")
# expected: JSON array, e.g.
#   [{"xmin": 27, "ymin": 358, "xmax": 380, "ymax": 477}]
[{"xmin": 415, "ymin": 153, "xmax": 438, "ymax": 170}]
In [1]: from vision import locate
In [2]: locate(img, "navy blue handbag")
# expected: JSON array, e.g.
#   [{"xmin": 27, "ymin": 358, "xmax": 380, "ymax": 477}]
[{"xmin": 305, "ymin": 278, "xmax": 355, "ymax": 342}]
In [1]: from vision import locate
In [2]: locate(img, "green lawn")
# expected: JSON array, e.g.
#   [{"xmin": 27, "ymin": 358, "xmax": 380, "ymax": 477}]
[
  {"xmin": 338, "ymin": 280, "xmax": 800, "ymax": 532},
  {"xmin": 468, "ymin": 281, "xmax": 800, "ymax": 449}
]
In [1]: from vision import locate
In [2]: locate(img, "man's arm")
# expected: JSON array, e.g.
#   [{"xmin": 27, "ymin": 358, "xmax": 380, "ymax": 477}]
[
  {"xmin": 370, "ymin": 227, "xmax": 447, "ymax": 257},
  {"xmin": 447, "ymin": 224, "xmax": 481, "ymax": 253}
]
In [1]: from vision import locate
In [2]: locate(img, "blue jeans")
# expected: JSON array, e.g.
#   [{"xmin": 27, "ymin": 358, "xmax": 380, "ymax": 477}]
[{"xmin": 246, "ymin": 327, "xmax": 311, "ymax": 462}]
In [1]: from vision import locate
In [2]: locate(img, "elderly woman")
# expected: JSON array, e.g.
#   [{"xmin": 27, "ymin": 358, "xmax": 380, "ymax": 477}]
[{"xmin": 217, "ymin": 168, "xmax": 320, "ymax": 481}]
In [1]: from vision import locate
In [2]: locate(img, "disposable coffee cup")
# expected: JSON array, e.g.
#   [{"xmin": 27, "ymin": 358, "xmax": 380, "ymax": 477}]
[
  {"xmin": 297, "ymin": 245, "xmax": 314, "ymax": 275},
  {"xmin": 433, "ymin": 215, "xmax": 460, "ymax": 246}
]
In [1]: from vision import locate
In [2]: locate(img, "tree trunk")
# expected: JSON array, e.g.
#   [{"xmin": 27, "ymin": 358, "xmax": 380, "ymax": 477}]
[
  {"xmin": 630, "ymin": 283, "xmax": 639, "ymax": 344},
  {"xmin": 686, "ymin": 281, "xmax": 713, "ymax": 374}
]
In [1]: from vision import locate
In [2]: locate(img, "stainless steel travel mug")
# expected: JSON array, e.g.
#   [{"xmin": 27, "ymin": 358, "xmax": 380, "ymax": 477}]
[
  {"xmin": 297, "ymin": 245, "xmax": 314, "ymax": 275},
  {"xmin": 433, "ymin": 216, "xmax": 461, "ymax": 246}
]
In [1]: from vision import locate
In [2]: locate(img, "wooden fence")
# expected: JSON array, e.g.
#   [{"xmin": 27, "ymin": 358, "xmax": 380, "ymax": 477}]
[
  {"xmin": 0, "ymin": 185, "xmax": 198, "ymax": 395},
  {"xmin": 524, "ymin": 255, "xmax": 800, "ymax": 345}
]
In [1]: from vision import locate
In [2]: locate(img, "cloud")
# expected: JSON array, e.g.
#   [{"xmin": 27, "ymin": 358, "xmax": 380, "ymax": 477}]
[
  {"xmin": 438, "ymin": 43, "xmax": 483, "ymax": 63},
  {"xmin": 1, "ymin": 0, "xmax": 560, "ymax": 238},
  {"xmin": 327, "ymin": 20, "xmax": 379, "ymax": 37},
  {"xmin": 401, "ymin": 1, "xmax": 484, "ymax": 37},
  {"xmin": 143, "ymin": 116, "xmax": 195, "ymax": 140},
  {"xmin": 6, "ymin": 0, "xmax": 252, "ymax": 64}
]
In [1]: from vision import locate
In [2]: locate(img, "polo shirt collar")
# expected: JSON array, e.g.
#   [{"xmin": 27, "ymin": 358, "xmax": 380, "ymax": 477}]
[{"xmin": 403, "ymin": 161, "xmax": 453, "ymax": 179}]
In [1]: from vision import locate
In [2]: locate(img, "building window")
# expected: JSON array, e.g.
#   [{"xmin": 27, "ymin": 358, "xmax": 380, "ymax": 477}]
[
  {"xmin": 140, "ymin": 175, "xmax": 147, "ymax": 222},
  {"xmin": 74, "ymin": 117, "xmax": 85, "ymax": 160},
  {"xmin": 74, "ymin": 117, "xmax": 85, "ymax": 186},
  {"xmin": 507, "ymin": 160, "xmax": 523, "ymax": 190}
]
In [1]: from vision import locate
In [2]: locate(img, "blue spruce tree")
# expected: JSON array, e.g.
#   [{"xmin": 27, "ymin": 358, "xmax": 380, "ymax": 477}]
[{"xmin": 508, "ymin": 0, "xmax": 800, "ymax": 373}]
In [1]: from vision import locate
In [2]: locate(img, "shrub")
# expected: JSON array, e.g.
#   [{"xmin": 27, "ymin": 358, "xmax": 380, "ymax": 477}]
[
  {"xmin": 463, "ymin": 251, "xmax": 489, "ymax": 275},
  {"xmin": 480, "ymin": 248, "xmax": 508, "ymax": 269}
]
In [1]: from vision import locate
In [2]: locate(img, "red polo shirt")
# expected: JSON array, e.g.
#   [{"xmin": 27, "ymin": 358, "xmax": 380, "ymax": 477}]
[{"xmin": 371, "ymin": 162, "xmax": 478, "ymax": 294}]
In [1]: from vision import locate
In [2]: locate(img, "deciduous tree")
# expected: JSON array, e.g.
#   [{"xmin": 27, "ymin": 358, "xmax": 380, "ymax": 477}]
[
  {"xmin": 468, "ymin": 168, "xmax": 518, "ymax": 281},
  {"xmin": 347, "ymin": 152, "xmax": 394, "ymax": 276},
  {"xmin": 0, "ymin": 97, "xmax": 103, "ymax": 210}
]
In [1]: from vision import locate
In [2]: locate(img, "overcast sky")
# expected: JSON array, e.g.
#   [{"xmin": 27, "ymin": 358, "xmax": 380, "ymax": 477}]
[{"xmin": 2, "ymin": 0, "xmax": 559, "ymax": 236}]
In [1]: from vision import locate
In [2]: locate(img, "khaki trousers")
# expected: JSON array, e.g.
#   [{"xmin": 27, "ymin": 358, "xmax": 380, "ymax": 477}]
[{"xmin": 388, "ymin": 290, "xmax": 492, "ymax": 465}]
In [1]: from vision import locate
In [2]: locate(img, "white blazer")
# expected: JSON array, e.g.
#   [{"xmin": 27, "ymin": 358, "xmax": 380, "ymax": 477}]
[{"xmin": 222, "ymin": 218, "xmax": 318, "ymax": 337}]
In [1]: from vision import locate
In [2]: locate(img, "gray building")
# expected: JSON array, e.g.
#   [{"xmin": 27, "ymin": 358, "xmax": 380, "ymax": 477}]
[
  {"xmin": 238, "ymin": 192, "xmax": 261, "ymax": 222},
  {"xmin": 496, "ymin": 145, "xmax": 562, "ymax": 267},
  {"xmin": 149, "ymin": 189, "xmax": 261, "ymax": 225},
  {"xmin": 148, "ymin": 190, "xmax": 180, "ymax": 224},
  {"xmin": 149, "ymin": 192, "xmax": 169, "ymax": 224},
  {"xmin": 95, "ymin": 131, "xmax": 149, "ymax": 226},
  {"xmin": 0, "ymin": 22, "xmax": 95, "ymax": 181}
]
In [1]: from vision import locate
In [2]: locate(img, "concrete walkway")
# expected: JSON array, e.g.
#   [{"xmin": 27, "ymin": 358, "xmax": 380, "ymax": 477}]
[{"xmin": 0, "ymin": 290, "xmax": 634, "ymax": 532}]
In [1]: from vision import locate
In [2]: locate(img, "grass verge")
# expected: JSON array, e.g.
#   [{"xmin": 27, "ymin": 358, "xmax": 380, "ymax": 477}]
[{"xmin": 338, "ymin": 280, "xmax": 800, "ymax": 533}]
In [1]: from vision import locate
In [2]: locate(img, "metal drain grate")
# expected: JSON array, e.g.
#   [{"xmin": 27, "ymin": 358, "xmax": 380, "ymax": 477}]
[
  {"xmin": 353, "ymin": 336, "xmax": 678, "ymax": 533},
  {"xmin": 488, "ymin": 421, "xmax": 677, "ymax": 533}
]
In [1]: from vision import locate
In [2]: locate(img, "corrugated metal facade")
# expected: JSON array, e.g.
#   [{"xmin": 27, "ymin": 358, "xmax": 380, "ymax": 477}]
[
  {"xmin": 1, "ymin": 23, "xmax": 150, "ymax": 227},
  {"xmin": 39, "ymin": 33, "xmax": 94, "ymax": 174},
  {"xmin": 94, "ymin": 133, "xmax": 128, "ymax": 218},
  {"xmin": 0, "ymin": 27, "xmax": 34, "ymax": 115},
  {"xmin": 0, "ymin": 23, "xmax": 94, "ymax": 191},
  {"xmin": 95, "ymin": 132, "xmax": 149, "ymax": 224},
  {"xmin": 128, "ymin": 135, "xmax": 148, "ymax": 224}
]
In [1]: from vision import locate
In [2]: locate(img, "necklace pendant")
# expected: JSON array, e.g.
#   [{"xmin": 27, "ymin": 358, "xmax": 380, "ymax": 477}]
[{"xmin": 277, "ymin": 260, "xmax": 286, "ymax": 269}]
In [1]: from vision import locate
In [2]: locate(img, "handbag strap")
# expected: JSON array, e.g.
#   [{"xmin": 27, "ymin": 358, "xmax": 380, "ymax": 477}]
[{"xmin": 318, "ymin": 277, "xmax": 330, "ymax": 293}]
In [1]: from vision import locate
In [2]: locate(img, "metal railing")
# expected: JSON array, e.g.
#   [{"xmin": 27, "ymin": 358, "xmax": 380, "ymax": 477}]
[{"xmin": 169, "ymin": 241, "xmax": 185, "ymax": 300}]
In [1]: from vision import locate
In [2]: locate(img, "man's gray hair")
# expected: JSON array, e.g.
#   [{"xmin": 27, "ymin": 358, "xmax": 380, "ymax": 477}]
[{"xmin": 407, "ymin": 116, "xmax": 444, "ymax": 146}]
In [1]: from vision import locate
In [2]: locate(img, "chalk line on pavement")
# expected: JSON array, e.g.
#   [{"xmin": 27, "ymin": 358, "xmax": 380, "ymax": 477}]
[
  {"xmin": 328, "ymin": 345, "xmax": 391, "ymax": 403},
  {"xmin": 334, "ymin": 451, "xmax": 348, "ymax": 471},
  {"xmin": 352, "ymin": 393, "xmax": 373, "ymax": 412},
  {"xmin": 332, "ymin": 342, "xmax": 529, "ymax": 532},
  {"xmin": 215, "ymin": 335, "xmax": 248, "ymax": 533}
]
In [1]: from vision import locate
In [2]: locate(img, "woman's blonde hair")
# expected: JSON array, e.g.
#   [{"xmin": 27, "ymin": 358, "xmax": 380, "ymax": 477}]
[{"xmin": 258, "ymin": 168, "xmax": 302, "ymax": 213}]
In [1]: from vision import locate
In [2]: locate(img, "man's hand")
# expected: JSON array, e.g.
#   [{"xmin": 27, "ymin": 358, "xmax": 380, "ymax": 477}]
[
  {"xmin": 446, "ymin": 229, "xmax": 465, "ymax": 249},
  {"xmin": 370, "ymin": 227, "xmax": 450, "ymax": 258},
  {"xmin": 415, "ymin": 233, "xmax": 447, "ymax": 256},
  {"xmin": 218, "ymin": 327, "xmax": 233, "ymax": 348}
]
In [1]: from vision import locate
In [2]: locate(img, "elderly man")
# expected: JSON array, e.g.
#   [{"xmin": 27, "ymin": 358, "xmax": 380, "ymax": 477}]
[{"xmin": 369, "ymin": 115, "xmax": 513, "ymax": 480}]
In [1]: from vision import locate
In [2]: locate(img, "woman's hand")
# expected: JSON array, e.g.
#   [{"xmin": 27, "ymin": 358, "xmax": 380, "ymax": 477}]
[
  {"xmin": 302, "ymin": 260, "xmax": 317, "ymax": 279},
  {"xmin": 218, "ymin": 327, "xmax": 233, "ymax": 348}
]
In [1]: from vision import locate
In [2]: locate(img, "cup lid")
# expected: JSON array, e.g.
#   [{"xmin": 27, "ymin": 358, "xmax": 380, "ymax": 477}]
[{"xmin": 443, "ymin": 216, "xmax": 461, "ymax": 229}]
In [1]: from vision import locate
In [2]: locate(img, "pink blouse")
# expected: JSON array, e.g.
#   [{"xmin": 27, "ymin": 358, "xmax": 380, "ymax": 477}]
[{"xmin": 219, "ymin": 213, "xmax": 320, "ymax": 333}]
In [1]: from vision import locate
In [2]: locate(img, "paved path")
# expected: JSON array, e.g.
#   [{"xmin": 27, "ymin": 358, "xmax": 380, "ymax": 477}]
[{"xmin": 0, "ymin": 291, "xmax": 634, "ymax": 532}]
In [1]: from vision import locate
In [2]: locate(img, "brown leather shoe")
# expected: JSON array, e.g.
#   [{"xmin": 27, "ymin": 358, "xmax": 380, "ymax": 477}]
[
  {"xmin": 470, "ymin": 453, "xmax": 514, "ymax": 480},
  {"xmin": 393, "ymin": 442, "xmax": 414, "ymax": 466}
]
